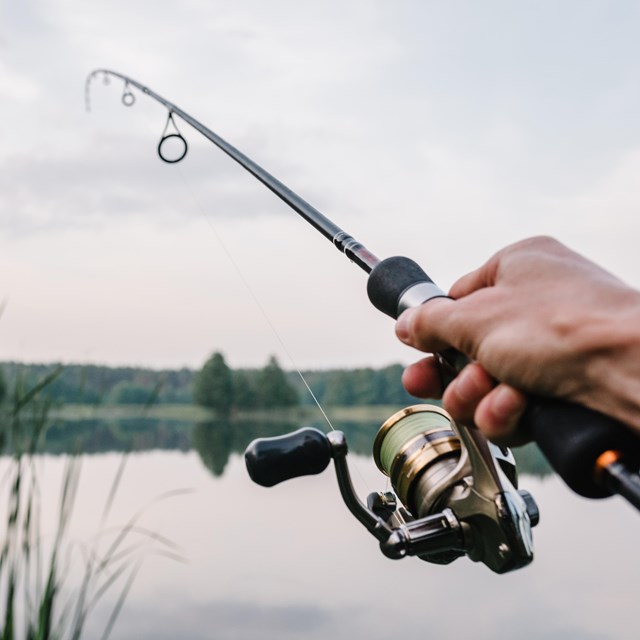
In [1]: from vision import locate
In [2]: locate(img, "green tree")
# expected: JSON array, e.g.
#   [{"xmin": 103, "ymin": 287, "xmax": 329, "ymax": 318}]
[
  {"xmin": 232, "ymin": 370, "xmax": 260, "ymax": 410},
  {"xmin": 257, "ymin": 356, "xmax": 298, "ymax": 408},
  {"xmin": 193, "ymin": 352, "xmax": 234, "ymax": 414},
  {"xmin": 323, "ymin": 370, "xmax": 355, "ymax": 406},
  {"xmin": 0, "ymin": 367, "xmax": 6, "ymax": 404},
  {"xmin": 351, "ymin": 368, "xmax": 379, "ymax": 405},
  {"xmin": 107, "ymin": 381, "xmax": 156, "ymax": 405},
  {"xmin": 377, "ymin": 364, "xmax": 417, "ymax": 404}
]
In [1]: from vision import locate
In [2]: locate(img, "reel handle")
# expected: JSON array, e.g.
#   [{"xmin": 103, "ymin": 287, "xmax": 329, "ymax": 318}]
[
  {"xmin": 244, "ymin": 427, "xmax": 332, "ymax": 487},
  {"xmin": 367, "ymin": 255, "xmax": 640, "ymax": 499}
]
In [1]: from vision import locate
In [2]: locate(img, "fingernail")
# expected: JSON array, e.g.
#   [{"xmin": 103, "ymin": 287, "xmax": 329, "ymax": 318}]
[
  {"xmin": 492, "ymin": 386, "xmax": 526, "ymax": 422},
  {"xmin": 454, "ymin": 366, "xmax": 478, "ymax": 402},
  {"xmin": 395, "ymin": 308, "xmax": 416, "ymax": 342}
]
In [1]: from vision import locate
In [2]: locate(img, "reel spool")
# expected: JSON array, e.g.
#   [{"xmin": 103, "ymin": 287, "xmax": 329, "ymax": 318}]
[{"xmin": 374, "ymin": 405, "xmax": 465, "ymax": 517}]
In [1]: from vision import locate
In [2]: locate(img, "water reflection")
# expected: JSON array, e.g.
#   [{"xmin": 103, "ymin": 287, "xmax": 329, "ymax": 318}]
[
  {"xmin": 2, "ymin": 413, "xmax": 637, "ymax": 639},
  {"xmin": 34, "ymin": 451, "xmax": 637, "ymax": 640},
  {"xmin": 40, "ymin": 413, "xmax": 553, "ymax": 479},
  {"xmin": 192, "ymin": 420, "xmax": 234, "ymax": 476}
]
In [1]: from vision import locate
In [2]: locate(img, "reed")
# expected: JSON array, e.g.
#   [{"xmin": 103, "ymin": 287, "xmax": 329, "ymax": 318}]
[{"xmin": 0, "ymin": 367, "xmax": 185, "ymax": 639}]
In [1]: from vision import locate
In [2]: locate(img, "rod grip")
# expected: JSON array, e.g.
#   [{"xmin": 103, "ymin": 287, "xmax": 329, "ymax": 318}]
[
  {"xmin": 244, "ymin": 428, "xmax": 332, "ymax": 487},
  {"xmin": 366, "ymin": 255, "xmax": 640, "ymax": 498},
  {"xmin": 367, "ymin": 256, "xmax": 445, "ymax": 318},
  {"xmin": 524, "ymin": 398, "xmax": 640, "ymax": 497}
]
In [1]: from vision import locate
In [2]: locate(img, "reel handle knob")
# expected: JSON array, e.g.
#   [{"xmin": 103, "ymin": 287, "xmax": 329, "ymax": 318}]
[
  {"xmin": 366, "ymin": 255, "xmax": 640, "ymax": 499},
  {"xmin": 244, "ymin": 427, "xmax": 332, "ymax": 487}
]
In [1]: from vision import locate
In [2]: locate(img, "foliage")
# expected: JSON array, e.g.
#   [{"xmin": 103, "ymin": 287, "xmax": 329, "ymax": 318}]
[
  {"xmin": 293, "ymin": 364, "xmax": 418, "ymax": 407},
  {"xmin": 1, "ymin": 358, "xmax": 423, "ymax": 410},
  {"xmin": 193, "ymin": 354, "xmax": 299, "ymax": 413},
  {"xmin": 0, "ymin": 367, "xmax": 6, "ymax": 405},
  {"xmin": 0, "ymin": 369, "xmax": 184, "ymax": 639},
  {"xmin": 106, "ymin": 381, "xmax": 161, "ymax": 406},
  {"xmin": 322, "ymin": 370, "xmax": 355, "ymax": 406},
  {"xmin": 0, "ymin": 364, "xmax": 192, "ymax": 407},
  {"xmin": 231, "ymin": 370, "xmax": 259, "ymax": 410},
  {"xmin": 193, "ymin": 352, "xmax": 234, "ymax": 414},
  {"xmin": 256, "ymin": 356, "xmax": 298, "ymax": 409}
]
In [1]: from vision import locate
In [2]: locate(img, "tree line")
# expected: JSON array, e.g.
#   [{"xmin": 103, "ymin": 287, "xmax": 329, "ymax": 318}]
[
  {"xmin": 193, "ymin": 353, "xmax": 299, "ymax": 413},
  {"xmin": 0, "ymin": 355, "xmax": 419, "ymax": 410}
]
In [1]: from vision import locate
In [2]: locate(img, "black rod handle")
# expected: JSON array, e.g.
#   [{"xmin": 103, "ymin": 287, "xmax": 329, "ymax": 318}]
[
  {"xmin": 367, "ymin": 255, "xmax": 640, "ymax": 499},
  {"xmin": 244, "ymin": 428, "xmax": 332, "ymax": 487},
  {"xmin": 525, "ymin": 399, "xmax": 640, "ymax": 497}
]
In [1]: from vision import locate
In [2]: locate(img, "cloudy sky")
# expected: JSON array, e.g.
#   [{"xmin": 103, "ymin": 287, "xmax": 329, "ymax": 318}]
[{"xmin": 1, "ymin": 1, "xmax": 640, "ymax": 371}]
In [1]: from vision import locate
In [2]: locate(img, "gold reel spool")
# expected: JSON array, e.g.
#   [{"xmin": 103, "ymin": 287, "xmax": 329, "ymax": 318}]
[{"xmin": 373, "ymin": 405, "xmax": 465, "ymax": 517}]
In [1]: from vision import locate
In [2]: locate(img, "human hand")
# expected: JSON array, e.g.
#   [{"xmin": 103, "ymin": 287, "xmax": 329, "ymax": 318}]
[{"xmin": 395, "ymin": 236, "xmax": 640, "ymax": 443}]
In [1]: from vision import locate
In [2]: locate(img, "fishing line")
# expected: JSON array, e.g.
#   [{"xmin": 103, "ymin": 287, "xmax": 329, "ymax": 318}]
[
  {"xmin": 89, "ymin": 73, "xmax": 332, "ymax": 425},
  {"xmin": 136, "ymin": 101, "xmax": 373, "ymax": 494},
  {"xmin": 179, "ymin": 167, "xmax": 337, "ymax": 433},
  {"xmin": 159, "ymin": 137, "xmax": 381, "ymax": 494},
  {"xmin": 134, "ymin": 106, "xmax": 337, "ymax": 433}
]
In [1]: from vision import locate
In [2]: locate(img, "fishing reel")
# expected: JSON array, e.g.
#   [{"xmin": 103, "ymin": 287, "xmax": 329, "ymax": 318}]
[{"xmin": 245, "ymin": 404, "xmax": 538, "ymax": 574}]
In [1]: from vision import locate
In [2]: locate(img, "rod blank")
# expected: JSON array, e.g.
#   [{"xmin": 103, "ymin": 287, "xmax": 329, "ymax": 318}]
[{"xmin": 86, "ymin": 69, "xmax": 380, "ymax": 273}]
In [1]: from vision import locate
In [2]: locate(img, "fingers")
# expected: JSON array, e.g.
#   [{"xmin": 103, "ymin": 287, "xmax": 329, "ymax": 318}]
[
  {"xmin": 401, "ymin": 356, "xmax": 444, "ymax": 399},
  {"xmin": 447, "ymin": 236, "xmax": 566, "ymax": 299},
  {"xmin": 473, "ymin": 384, "xmax": 528, "ymax": 443},
  {"xmin": 395, "ymin": 299, "xmax": 459, "ymax": 353},
  {"xmin": 441, "ymin": 363, "xmax": 495, "ymax": 423},
  {"xmin": 396, "ymin": 296, "xmax": 498, "ymax": 362},
  {"xmin": 441, "ymin": 364, "xmax": 528, "ymax": 445},
  {"xmin": 448, "ymin": 256, "xmax": 499, "ymax": 299},
  {"xmin": 402, "ymin": 357, "xmax": 530, "ymax": 445}
]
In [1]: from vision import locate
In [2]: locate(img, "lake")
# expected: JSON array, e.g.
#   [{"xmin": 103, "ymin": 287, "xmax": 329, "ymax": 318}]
[{"xmin": 2, "ymin": 412, "xmax": 638, "ymax": 639}]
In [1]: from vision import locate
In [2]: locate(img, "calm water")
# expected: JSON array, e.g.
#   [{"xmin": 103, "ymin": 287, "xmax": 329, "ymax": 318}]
[{"xmin": 2, "ymin": 415, "xmax": 638, "ymax": 639}]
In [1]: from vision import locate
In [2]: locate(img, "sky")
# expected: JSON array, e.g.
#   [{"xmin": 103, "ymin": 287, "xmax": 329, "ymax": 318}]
[{"xmin": 1, "ymin": 1, "xmax": 640, "ymax": 371}]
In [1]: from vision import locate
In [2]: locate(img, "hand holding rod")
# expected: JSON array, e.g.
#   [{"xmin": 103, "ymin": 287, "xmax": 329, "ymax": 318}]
[
  {"xmin": 88, "ymin": 69, "xmax": 640, "ymax": 507},
  {"xmin": 367, "ymin": 256, "xmax": 640, "ymax": 502}
]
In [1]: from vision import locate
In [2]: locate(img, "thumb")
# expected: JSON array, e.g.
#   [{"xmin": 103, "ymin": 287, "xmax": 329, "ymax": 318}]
[{"xmin": 395, "ymin": 298, "xmax": 458, "ymax": 353}]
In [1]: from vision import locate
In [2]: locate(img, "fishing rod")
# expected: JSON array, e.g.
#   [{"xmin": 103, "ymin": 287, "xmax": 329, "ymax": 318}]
[
  {"xmin": 85, "ymin": 69, "xmax": 378, "ymax": 274},
  {"xmin": 87, "ymin": 69, "xmax": 640, "ymax": 572}
]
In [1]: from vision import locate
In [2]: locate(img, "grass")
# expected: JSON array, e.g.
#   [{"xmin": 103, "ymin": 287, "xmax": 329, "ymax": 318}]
[
  {"xmin": 50, "ymin": 402, "xmax": 411, "ymax": 424},
  {"xmin": 51, "ymin": 403, "xmax": 212, "ymax": 422},
  {"xmin": 0, "ymin": 368, "xmax": 187, "ymax": 639}
]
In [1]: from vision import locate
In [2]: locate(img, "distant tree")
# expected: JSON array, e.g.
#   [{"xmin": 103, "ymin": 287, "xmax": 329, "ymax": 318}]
[
  {"xmin": 292, "ymin": 370, "xmax": 326, "ymax": 406},
  {"xmin": 232, "ymin": 370, "xmax": 260, "ymax": 410},
  {"xmin": 193, "ymin": 352, "xmax": 234, "ymax": 414},
  {"xmin": 0, "ymin": 367, "xmax": 6, "ymax": 404},
  {"xmin": 257, "ymin": 356, "xmax": 298, "ymax": 408},
  {"xmin": 107, "ymin": 381, "xmax": 156, "ymax": 405},
  {"xmin": 351, "ymin": 368, "xmax": 379, "ymax": 405},
  {"xmin": 378, "ymin": 365, "xmax": 416, "ymax": 404},
  {"xmin": 323, "ymin": 370, "xmax": 355, "ymax": 406}
]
